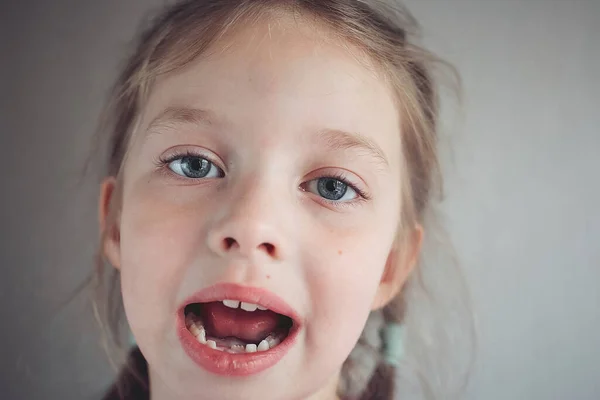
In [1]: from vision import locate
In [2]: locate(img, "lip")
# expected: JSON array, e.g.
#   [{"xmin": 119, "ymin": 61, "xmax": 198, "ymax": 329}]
[{"xmin": 177, "ymin": 282, "xmax": 301, "ymax": 376}]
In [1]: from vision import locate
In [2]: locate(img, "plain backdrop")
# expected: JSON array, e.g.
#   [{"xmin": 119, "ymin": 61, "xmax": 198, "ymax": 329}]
[{"xmin": 1, "ymin": 1, "xmax": 599, "ymax": 399}]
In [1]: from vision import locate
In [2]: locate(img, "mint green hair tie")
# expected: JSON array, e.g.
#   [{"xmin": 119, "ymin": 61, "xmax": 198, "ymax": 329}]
[{"xmin": 382, "ymin": 323, "xmax": 405, "ymax": 366}]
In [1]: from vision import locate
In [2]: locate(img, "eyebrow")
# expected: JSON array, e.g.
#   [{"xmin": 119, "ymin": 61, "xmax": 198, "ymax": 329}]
[
  {"xmin": 316, "ymin": 128, "xmax": 390, "ymax": 170},
  {"xmin": 145, "ymin": 107, "xmax": 219, "ymax": 133},
  {"xmin": 145, "ymin": 106, "xmax": 390, "ymax": 169}
]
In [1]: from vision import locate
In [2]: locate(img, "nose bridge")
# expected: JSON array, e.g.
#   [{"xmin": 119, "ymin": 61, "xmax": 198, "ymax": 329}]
[
  {"xmin": 229, "ymin": 175, "xmax": 277, "ymax": 229},
  {"xmin": 207, "ymin": 170, "xmax": 288, "ymax": 260}
]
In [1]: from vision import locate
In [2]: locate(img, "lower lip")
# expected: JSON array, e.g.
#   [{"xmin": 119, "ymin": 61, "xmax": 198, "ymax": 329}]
[{"xmin": 177, "ymin": 311, "xmax": 299, "ymax": 376}]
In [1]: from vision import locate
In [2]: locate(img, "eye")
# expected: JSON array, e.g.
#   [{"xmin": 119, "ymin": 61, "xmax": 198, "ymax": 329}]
[
  {"xmin": 168, "ymin": 156, "xmax": 223, "ymax": 179},
  {"xmin": 305, "ymin": 177, "xmax": 358, "ymax": 201}
]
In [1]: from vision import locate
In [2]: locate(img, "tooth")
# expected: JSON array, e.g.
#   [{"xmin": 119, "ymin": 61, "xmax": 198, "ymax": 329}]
[
  {"xmin": 265, "ymin": 335, "xmax": 281, "ymax": 348},
  {"xmin": 185, "ymin": 315, "xmax": 195, "ymax": 327},
  {"xmin": 245, "ymin": 343, "xmax": 257, "ymax": 353},
  {"xmin": 257, "ymin": 305, "xmax": 267, "ymax": 311},
  {"xmin": 231, "ymin": 344, "xmax": 245, "ymax": 353},
  {"xmin": 223, "ymin": 299, "xmax": 240, "ymax": 309},
  {"xmin": 240, "ymin": 302, "xmax": 258, "ymax": 312},
  {"xmin": 197, "ymin": 327, "xmax": 206, "ymax": 344},
  {"xmin": 207, "ymin": 340, "xmax": 217, "ymax": 349},
  {"xmin": 189, "ymin": 323, "xmax": 201, "ymax": 337},
  {"xmin": 257, "ymin": 340, "xmax": 269, "ymax": 351}
]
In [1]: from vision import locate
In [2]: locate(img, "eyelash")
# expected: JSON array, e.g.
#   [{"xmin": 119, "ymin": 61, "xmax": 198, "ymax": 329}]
[
  {"xmin": 154, "ymin": 150, "xmax": 372, "ymax": 205},
  {"xmin": 154, "ymin": 149, "xmax": 223, "ymax": 176},
  {"xmin": 317, "ymin": 171, "xmax": 371, "ymax": 201}
]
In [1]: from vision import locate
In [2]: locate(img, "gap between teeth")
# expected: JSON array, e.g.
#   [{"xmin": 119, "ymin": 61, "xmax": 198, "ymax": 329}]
[
  {"xmin": 223, "ymin": 299, "xmax": 268, "ymax": 311},
  {"xmin": 186, "ymin": 317, "xmax": 281, "ymax": 353}
]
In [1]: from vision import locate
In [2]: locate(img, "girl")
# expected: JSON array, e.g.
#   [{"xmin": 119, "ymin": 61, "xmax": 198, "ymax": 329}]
[{"xmin": 93, "ymin": 0, "xmax": 470, "ymax": 399}]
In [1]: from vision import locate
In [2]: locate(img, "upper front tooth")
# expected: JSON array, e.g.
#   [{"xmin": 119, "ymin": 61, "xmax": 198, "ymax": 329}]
[
  {"xmin": 240, "ymin": 302, "xmax": 258, "ymax": 312},
  {"xmin": 223, "ymin": 299, "xmax": 240, "ymax": 309},
  {"xmin": 257, "ymin": 305, "xmax": 267, "ymax": 311}
]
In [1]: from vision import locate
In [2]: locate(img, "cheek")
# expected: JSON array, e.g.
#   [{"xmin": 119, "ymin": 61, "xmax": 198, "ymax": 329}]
[
  {"xmin": 308, "ymin": 233, "xmax": 390, "ymax": 319},
  {"xmin": 303, "ymin": 210, "xmax": 398, "ymax": 359},
  {"xmin": 118, "ymin": 184, "xmax": 210, "ymax": 339}
]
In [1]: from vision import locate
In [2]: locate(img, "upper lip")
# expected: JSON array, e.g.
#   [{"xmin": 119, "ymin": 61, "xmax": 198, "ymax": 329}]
[{"xmin": 180, "ymin": 282, "xmax": 301, "ymax": 324}]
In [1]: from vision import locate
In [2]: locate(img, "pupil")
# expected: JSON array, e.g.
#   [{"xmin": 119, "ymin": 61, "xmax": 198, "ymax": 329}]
[
  {"xmin": 182, "ymin": 156, "xmax": 210, "ymax": 178},
  {"xmin": 318, "ymin": 178, "xmax": 347, "ymax": 200}
]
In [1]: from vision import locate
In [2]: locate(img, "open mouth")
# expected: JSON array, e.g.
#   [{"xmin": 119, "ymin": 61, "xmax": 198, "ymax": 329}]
[
  {"xmin": 177, "ymin": 283, "xmax": 300, "ymax": 376},
  {"xmin": 184, "ymin": 300, "xmax": 294, "ymax": 354}
]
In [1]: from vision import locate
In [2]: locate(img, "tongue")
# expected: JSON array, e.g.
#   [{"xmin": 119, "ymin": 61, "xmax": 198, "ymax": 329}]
[{"xmin": 201, "ymin": 302, "xmax": 280, "ymax": 343}]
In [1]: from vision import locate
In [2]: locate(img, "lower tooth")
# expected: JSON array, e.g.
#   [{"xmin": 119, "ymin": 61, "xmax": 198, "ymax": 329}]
[
  {"xmin": 265, "ymin": 335, "xmax": 281, "ymax": 348},
  {"xmin": 189, "ymin": 323, "xmax": 201, "ymax": 337},
  {"xmin": 207, "ymin": 340, "xmax": 217, "ymax": 349},
  {"xmin": 231, "ymin": 345, "xmax": 244, "ymax": 353},
  {"xmin": 197, "ymin": 328, "xmax": 206, "ymax": 344},
  {"xmin": 257, "ymin": 340, "xmax": 269, "ymax": 351},
  {"xmin": 245, "ymin": 344, "xmax": 257, "ymax": 353},
  {"xmin": 185, "ymin": 315, "xmax": 195, "ymax": 328}
]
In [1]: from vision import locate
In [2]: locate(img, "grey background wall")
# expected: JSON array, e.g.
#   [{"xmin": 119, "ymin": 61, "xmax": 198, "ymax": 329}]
[{"xmin": 1, "ymin": 1, "xmax": 598, "ymax": 399}]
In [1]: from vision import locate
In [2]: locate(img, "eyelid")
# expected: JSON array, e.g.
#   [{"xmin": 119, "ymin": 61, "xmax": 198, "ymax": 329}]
[
  {"xmin": 320, "ymin": 196, "xmax": 366, "ymax": 210},
  {"xmin": 305, "ymin": 169, "xmax": 371, "ymax": 201},
  {"xmin": 302, "ymin": 181, "xmax": 368, "ymax": 212},
  {"xmin": 156, "ymin": 146, "xmax": 226, "ymax": 171}
]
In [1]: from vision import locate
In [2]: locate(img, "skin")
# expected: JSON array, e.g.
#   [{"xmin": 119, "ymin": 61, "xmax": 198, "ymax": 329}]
[{"xmin": 100, "ymin": 15, "xmax": 422, "ymax": 400}]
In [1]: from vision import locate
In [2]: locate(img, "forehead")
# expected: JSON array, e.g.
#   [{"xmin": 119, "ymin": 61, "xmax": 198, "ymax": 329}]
[{"xmin": 138, "ymin": 15, "xmax": 402, "ymax": 168}]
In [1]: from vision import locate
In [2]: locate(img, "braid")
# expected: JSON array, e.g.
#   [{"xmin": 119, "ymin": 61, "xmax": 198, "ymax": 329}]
[
  {"xmin": 338, "ymin": 310, "xmax": 385, "ymax": 399},
  {"xmin": 339, "ymin": 294, "xmax": 407, "ymax": 400}
]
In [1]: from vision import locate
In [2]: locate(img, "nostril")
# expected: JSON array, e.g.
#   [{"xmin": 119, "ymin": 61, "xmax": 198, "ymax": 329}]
[
  {"xmin": 224, "ymin": 237, "xmax": 237, "ymax": 250},
  {"xmin": 261, "ymin": 243, "xmax": 276, "ymax": 257},
  {"xmin": 219, "ymin": 237, "xmax": 277, "ymax": 257}
]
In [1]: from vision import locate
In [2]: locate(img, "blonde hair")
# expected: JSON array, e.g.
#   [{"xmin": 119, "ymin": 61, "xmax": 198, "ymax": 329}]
[{"xmin": 92, "ymin": 1, "xmax": 473, "ymax": 399}]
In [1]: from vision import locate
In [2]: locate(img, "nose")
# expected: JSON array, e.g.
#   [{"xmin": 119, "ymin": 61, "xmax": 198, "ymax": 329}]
[
  {"xmin": 214, "ymin": 232, "xmax": 278, "ymax": 259},
  {"xmin": 206, "ymin": 183, "xmax": 286, "ymax": 261}
]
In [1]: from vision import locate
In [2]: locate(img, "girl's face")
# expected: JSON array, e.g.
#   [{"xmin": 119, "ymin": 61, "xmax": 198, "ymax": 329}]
[{"xmin": 101, "ymin": 17, "xmax": 413, "ymax": 400}]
